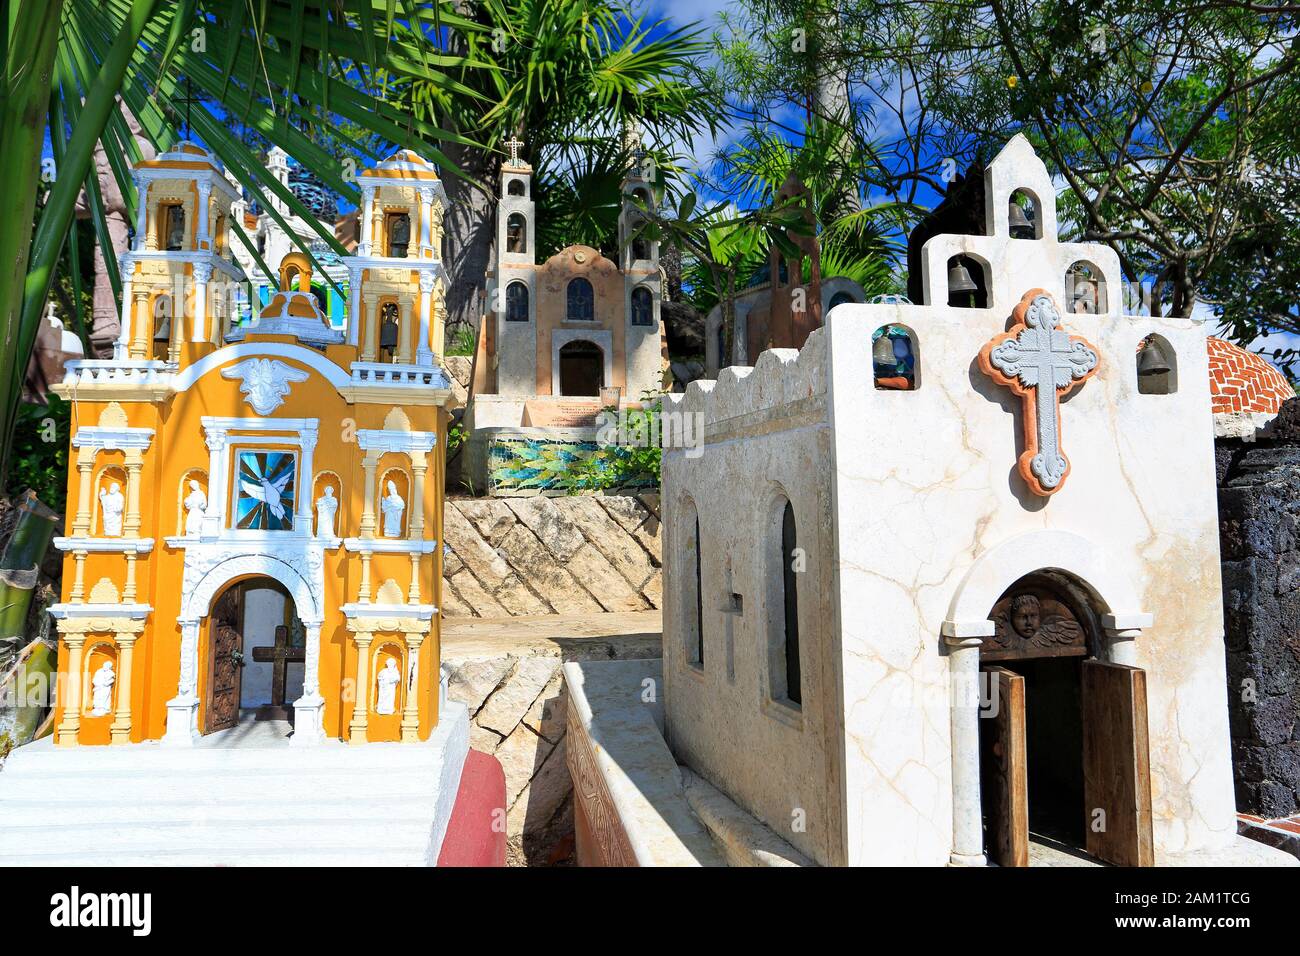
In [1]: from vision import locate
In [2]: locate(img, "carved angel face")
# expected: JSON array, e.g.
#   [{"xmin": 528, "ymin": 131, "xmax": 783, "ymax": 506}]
[{"xmin": 1011, "ymin": 595, "xmax": 1041, "ymax": 639}]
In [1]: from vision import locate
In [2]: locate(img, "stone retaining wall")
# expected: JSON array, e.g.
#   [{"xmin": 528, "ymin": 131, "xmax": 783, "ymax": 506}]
[
  {"xmin": 440, "ymin": 613, "xmax": 662, "ymax": 866},
  {"xmin": 440, "ymin": 494, "xmax": 662, "ymax": 618}
]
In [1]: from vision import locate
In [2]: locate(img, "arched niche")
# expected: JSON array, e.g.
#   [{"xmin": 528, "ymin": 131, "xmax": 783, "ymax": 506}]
[
  {"xmin": 369, "ymin": 640, "xmax": 407, "ymax": 742},
  {"xmin": 506, "ymin": 280, "xmax": 529, "ymax": 322},
  {"xmin": 1137, "ymin": 334, "xmax": 1178, "ymax": 395},
  {"xmin": 177, "ymin": 469, "xmax": 209, "ymax": 536},
  {"xmin": 312, "ymin": 470, "xmax": 343, "ymax": 538},
  {"xmin": 946, "ymin": 254, "xmax": 989, "ymax": 309},
  {"xmin": 377, "ymin": 466, "xmax": 411, "ymax": 538},
  {"xmin": 94, "ymin": 464, "xmax": 128, "ymax": 537},
  {"xmin": 1008, "ymin": 188, "xmax": 1042, "ymax": 240},
  {"xmin": 558, "ymin": 339, "xmax": 605, "ymax": 396},
  {"xmin": 1066, "ymin": 260, "xmax": 1108, "ymax": 315},
  {"xmin": 506, "ymin": 213, "xmax": 527, "ymax": 254},
  {"xmin": 82, "ymin": 640, "xmax": 119, "ymax": 718},
  {"xmin": 630, "ymin": 286, "xmax": 654, "ymax": 327},
  {"xmin": 872, "ymin": 323, "xmax": 920, "ymax": 391},
  {"xmin": 507, "ymin": 178, "xmax": 526, "ymax": 196}
]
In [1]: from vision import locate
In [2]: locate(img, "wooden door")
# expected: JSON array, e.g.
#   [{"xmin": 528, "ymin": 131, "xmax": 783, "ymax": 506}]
[
  {"xmin": 980, "ymin": 666, "xmax": 1028, "ymax": 867},
  {"xmin": 205, "ymin": 589, "xmax": 243, "ymax": 733},
  {"xmin": 1082, "ymin": 661, "xmax": 1154, "ymax": 866}
]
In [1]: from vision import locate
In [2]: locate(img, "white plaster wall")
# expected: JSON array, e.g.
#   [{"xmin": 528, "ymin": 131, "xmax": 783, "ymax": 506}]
[
  {"xmin": 238, "ymin": 587, "xmax": 303, "ymax": 707},
  {"xmin": 662, "ymin": 349, "xmax": 844, "ymax": 866}
]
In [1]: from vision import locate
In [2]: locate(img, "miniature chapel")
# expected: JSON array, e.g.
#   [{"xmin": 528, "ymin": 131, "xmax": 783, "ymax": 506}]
[
  {"xmin": 651, "ymin": 135, "xmax": 1264, "ymax": 866},
  {"xmin": 461, "ymin": 139, "xmax": 669, "ymax": 489},
  {"xmin": 48, "ymin": 144, "xmax": 456, "ymax": 747}
]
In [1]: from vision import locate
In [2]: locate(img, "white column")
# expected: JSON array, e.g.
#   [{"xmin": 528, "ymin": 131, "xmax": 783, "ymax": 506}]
[
  {"xmin": 162, "ymin": 619, "xmax": 201, "ymax": 747},
  {"xmin": 419, "ymin": 188, "xmax": 434, "ymax": 258},
  {"xmin": 348, "ymin": 265, "xmax": 362, "ymax": 347},
  {"xmin": 417, "ymin": 271, "xmax": 434, "ymax": 364},
  {"xmin": 191, "ymin": 262, "xmax": 212, "ymax": 343},
  {"xmin": 359, "ymin": 186, "xmax": 374, "ymax": 257},
  {"xmin": 297, "ymin": 427, "xmax": 317, "ymax": 530},
  {"xmin": 115, "ymin": 269, "xmax": 134, "ymax": 360},
  {"xmin": 944, "ymin": 625, "xmax": 989, "ymax": 866},
  {"xmin": 132, "ymin": 176, "xmax": 148, "ymax": 250},
  {"xmin": 196, "ymin": 181, "xmax": 212, "ymax": 250},
  {"xmin": 201, "ymin": 427, "xmax": 228, "ymax": 537},
  {"xmin": 291, "ymin": 621, "xmax": 327, "ymax": 747}
]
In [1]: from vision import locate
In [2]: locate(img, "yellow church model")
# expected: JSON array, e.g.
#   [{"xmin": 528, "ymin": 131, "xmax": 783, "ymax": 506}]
[{"xmin": 49, "ymin": 143, "xmax": 455, "ymax": 748}]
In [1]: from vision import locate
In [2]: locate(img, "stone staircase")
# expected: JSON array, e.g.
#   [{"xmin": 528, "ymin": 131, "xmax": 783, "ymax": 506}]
[{"xmin": 0, "ymin": 704, "xmax": 468, "ymax": 867}]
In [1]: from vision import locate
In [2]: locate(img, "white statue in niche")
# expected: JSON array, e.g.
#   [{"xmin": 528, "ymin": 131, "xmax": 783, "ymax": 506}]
[
  {"xmin": 375, "ymin": 657, "xmax": 401, "ymax": 714},
  {"xmin": 380, "ymin": 480, "xmax": 405, "ymax": 537},
  {"xmin": 99, "ymin": 482, "xmax": 125, "ymax": 537},
  {"xmin": 90, "ymin": 661, "xmax": 116, "ymax": 716},
  {"xmin": 315, "ymin": 485, "xmax": 339, "ymax": 538},
  {"xmin": 183, "ymin": 480, "xmax": 207, "ymax": 536}
]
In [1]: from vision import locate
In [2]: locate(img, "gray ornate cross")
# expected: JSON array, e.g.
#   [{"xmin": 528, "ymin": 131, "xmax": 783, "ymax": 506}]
[
  {"xmin": 979, "ymin": 290, "xmax": 1100, "ymax": 497},
  {"xmin": 504, "ymin": 137, "xmax": 524, "ymax": 165}
]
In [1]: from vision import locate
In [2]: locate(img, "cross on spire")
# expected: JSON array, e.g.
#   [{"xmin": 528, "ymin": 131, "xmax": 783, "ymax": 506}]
[
  {"xmin": 504, "ymin": 136, "xmax": 524, "ymax": 165},
  {"xmin": 979, "ymin": 289, "xmax": 1100, "ymax": 497}
]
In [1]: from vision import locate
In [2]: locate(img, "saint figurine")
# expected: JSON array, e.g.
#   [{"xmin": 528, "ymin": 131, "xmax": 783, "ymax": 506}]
[
  {"xmin": 380, "ymin": 481, "xmax": 405, "ymax": 537},
  {"xmin": 183, "ymin": 480, "xmax": 207, "ymax": 536},
  {"xmin": 315, "ymin": 485, "xmax": 339, "ymax": 538},
  {"xmin": 99, "ymin": 482, "xmax": 125, "ymax": 537},
  {"xmin": 90, "ymin": 661, "xmax": 116, "ymax": 716},
  {"xmin": 375, "ymin": 657, "xmax": 401, "ymax": 715}
]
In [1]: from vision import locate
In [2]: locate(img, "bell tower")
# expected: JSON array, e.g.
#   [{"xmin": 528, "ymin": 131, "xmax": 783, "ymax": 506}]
[
  {"xmin": 619, "ymin": 142, "xmax": 663, "ymax": 399},
  {"xmin": 488, "ymin": 137, "xmax": 539, "ymax": 396}
]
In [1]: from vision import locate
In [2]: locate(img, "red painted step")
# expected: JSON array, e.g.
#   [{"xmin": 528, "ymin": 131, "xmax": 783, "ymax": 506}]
[{"xmin": 437, "ymin": 749, "xmax": 507, "ymax": 867}]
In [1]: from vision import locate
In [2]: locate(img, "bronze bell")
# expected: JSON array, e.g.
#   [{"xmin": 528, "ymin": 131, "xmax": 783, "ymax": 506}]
[
  {"xmin": 947, "ymin": 259, "xmax": 978, "ymax": 295},
  {"xmin": 1008, "ymin": 200, "xmax": 1035, "ymax": 238},
  {"xmin": 379, "ymin": 317, "xmax": 399, "ymax": 349},
  {"xmin": 1137, "ymin": 337, "xmax": 1172, "ymax": 376},
  {"xmin": 153, "ymin": 310, "xmax": 172, "ymax": 342},
  {"xmin": 873, "ymin": 332, "xmax": 896, "ymax": 366}
]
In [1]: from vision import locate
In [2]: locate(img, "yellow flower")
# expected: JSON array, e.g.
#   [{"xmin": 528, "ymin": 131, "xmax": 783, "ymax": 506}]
[{"xmin": 1007, "ymin": 75, "xmax": 1018, "ymax": 88}]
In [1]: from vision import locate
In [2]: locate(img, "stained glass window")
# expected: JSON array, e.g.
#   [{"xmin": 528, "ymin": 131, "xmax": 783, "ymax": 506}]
[{"xmin": 234, "ymin": 450, "xmax": 297, "ymax": 531}]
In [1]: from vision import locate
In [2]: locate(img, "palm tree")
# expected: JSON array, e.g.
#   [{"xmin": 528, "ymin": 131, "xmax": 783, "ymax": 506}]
[
  {"xmin": 391, "ymin": 0, "xmax": 722, "ymax": 334},
  {"xmin": 2, "ymin": 0, "xmax": 486, "ymax": 487}
]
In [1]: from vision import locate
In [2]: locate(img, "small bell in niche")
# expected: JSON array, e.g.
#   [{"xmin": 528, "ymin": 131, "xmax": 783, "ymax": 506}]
[
  {"xmin": 1137, "ymin": 336, "xmax": 1172, "ymax": 377},
  {"xmin": 947, "ymin": 259, "xmax": 979, "ymax": 308},
  {"xmin": 378, "ymin": 303, "xmax": 400, "ymax": 362},
  {"xmin": 1008, "ymin": 199, "xmax": 1036, "ymax": 239}
]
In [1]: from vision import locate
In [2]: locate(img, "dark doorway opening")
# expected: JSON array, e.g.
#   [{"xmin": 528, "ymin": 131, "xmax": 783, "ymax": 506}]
[{"xmin": 559, "ymin": 340, "xmax": 604, "ymax": 396}]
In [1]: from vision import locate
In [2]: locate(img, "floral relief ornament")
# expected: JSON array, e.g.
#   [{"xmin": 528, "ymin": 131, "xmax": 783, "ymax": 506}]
[
  {"xmin": 221, "ymin": 358, "xmax": 310, "ymax": 415},
  {"xmin": 978, "ymin": 289, "xmax": 1100, "ymax": 497}
]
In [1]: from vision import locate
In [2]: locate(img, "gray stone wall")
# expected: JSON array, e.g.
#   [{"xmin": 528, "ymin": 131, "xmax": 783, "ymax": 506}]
[
  {"xmin": 441, "ymin": 617, "xmax": 662, "ymax": 865},
  {"xmin": 441, "ymin": 494, "xmax": 661, "ymax": 617},
  {"xmin": 1218, "ymin": 398, "xmax": 1300, "ymax": 817}
]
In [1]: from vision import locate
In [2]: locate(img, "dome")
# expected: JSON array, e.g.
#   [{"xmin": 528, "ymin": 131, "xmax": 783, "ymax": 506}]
[
  {"xmin": 1207, "ymin": 336, "xmax": 1294, "ymax": 416},
  {"xmin": 288, "ymin": 164, "xmax": 339, "ymax": 219},
  {"xmin": 226, "ymin": 253, "xmax": 343, "ymax": 348}
]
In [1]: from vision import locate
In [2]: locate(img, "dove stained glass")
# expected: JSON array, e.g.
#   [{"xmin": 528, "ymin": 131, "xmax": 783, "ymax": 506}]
[{"xmin": 235, "ymin": 451, "xmax": 297, "ymax": 531}]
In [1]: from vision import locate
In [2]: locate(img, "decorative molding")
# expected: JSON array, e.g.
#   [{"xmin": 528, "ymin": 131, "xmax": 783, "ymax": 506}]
[
  {"xmin": 566, "ymin": 706, "xmax": 637, "ymax": 866},
  {"xmin": 221, "ymin": 358, "xmax": 311, "ymax": 414},
  {"xmin": 343, "ymin": 537, "xmax": 439, "ymax": 555},
  {"xmin": 176, "ymin": 343, "xmax": 351, "ymax": 393},
  {"xmin": 356, "ymin": 427, "xmax": 437, "ymax": 455},
  {"xmin": 71, "ymin": 425, "xmax": 155, "ymax": 452},
  {"xmin": 53, "ymin": 537, "xmax": 154, "ymax": 555}
]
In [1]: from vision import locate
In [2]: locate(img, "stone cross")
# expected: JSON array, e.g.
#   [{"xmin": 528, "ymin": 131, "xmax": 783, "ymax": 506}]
[
  {"xmin": 504, "ymin": 137, "xmax": 524, "ymax": 165},
  {"xmin": 251, "ymin": 624, "xmax": 304, "ymax": 717},
  {"xmin": 979, "ymin": 289, "xmax": 1100, "ymax": 497}
]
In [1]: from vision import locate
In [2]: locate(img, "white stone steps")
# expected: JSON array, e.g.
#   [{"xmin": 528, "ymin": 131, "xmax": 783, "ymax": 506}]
[
  {"xmin": 0, "ymin": 702, "xmax": 471, "ymax": 868},
  {"xmin": 0, "ymin": 797, "xmax": 433, "ymax": 824},
  {"xmin": 0, "ymin": 819, "xmax": 435, "ymax": 855}
]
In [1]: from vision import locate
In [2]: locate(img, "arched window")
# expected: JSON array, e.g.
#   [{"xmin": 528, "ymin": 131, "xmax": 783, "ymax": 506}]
[
  {"xmin": 873, "ymin": 324, "xmax": 919, "ymax": 390},
  {"xmin": 630, "ymin": 287, "xmax": 654, "ymax": 326},
  {"xmin": 775, "ymin": 500, "xmax": 801, "ymax": 706},
  {"xmin": 506, "ymin": 213, "xmax": 526, "ymax": 254},
  {"xmin": 684, "ymin": 503, "xmax": 704, "ymax": 668},
  {"xmin": 163, "ymin": 204, "xmax": 186, "ymax": 251},
  {"xmin": 507, "ymin": 178, "xmax": 525, "ymax": 196},
  {"xmin": 379, "ymin": 302, "xmax": 400, "ymax": 363},
  {"xmin": 631, "ymin": 233, "xmax": 651, "ymax": 261},
  {"xmin": 506, "ymin": 281, "xmax": 529, "ymax": 322},
  {"xmin": 1008, "ymin": 189, "xmax": 1041, "ymax": 239},
  {"xmin": 828, "ymin": 290, "xmax": 855, "ymax": 311},
  {"xmin": 558, "ymin": 339, "xmax": 604, "ymax": 395},
  {"xmin": 1137, "ymin": 334, "xmax": 1178, "ymax": 395},
  {"xmin": 1066, "ymin": 260, "xmax": 1108, "ymax": 314},
  {"xmin": 946, "ymin": 254, "xmax": 988, "ymax": 309},
  {"xmin": 567, "ymin": 278, "xmax": 594, "ymax": 321},
  {"xmin": 386, "ymin": 212, "xmax": 411, "ymax": 258}
]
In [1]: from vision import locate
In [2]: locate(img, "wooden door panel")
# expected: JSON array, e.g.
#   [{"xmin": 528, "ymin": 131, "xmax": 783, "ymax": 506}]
[
  {"xmin": 981, "ymin": 666, "xmax": 1028, "ymax": 867},
  {"xmin": 205, "ymin": 589, "xmax": 243, "ymax": 733},
  {"xmin": 1082, "ymin": 661, "xmax": 1154, "ymax": 866}
]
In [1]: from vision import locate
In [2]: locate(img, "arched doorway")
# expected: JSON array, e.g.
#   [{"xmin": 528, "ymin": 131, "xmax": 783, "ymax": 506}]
[
  {"xmin": 559, "ymin": 339, "xmax": 604, "ymax": 396},
  {"xmin": 202, "ymin": 577, "xmax": 306, "ymax": 735},
  {"xmin": 978, "ymin": 570, "xmax": 1153, "ymax": 867}
]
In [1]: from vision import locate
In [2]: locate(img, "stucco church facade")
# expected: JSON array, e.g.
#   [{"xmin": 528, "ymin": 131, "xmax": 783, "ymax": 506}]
[{"xmin": 48, "ymin": 143, "xmax": 456, "ymax": 748}]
